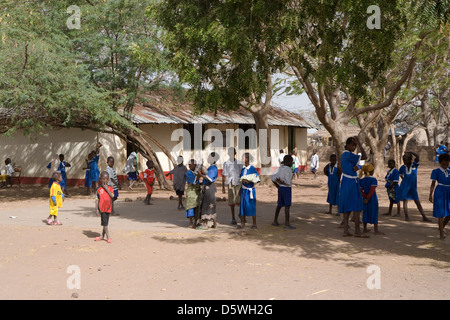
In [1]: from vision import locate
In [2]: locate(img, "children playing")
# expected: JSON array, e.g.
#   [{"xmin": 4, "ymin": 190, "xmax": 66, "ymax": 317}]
[
  {"xmin": 398, "ymin": 152, "xmax": 431, "ymax": 222},
  {"xmin": 239, "ymin": 153, "xmax": 260, "ymax": 229},
  {"xmin": 271, "ymin": 154, "xmax": 295, "ymax": 229},
  {"xmin": 384, "ymin": 159, "xmax": 400, "ymax": 217},
  {"xmin": 143, "ymin": 160, "xmax": 156, "ymax": 205},
  {"xmin": 46, "ymin": 171, "xmax": 65, "ymax": 225},
  {"xmin": 2, "ymin": 158, "xmax": 15, "ymax": 188},
  {"xmin": 166, "ymin": 155, "xmax": 187, "ymax": 210},
  {"xmin": 359, "ymin": 164, "xmax": 383, "ymax": 235},
  {"xmin": 323, "ymin": 154, "xmax": 340, "ymax": 215},
  {"xmin": 339, "ymin": 137, "xmax": 368, "ymax": 237},
  {"xmin": 95, "ymin": 171, "xmax": 115, "ymax": 244},
  {"xmin": 429, "ymin": 153, "xmax": 450, "ymax": 240},
  {"xmin": 185, "ymin": 159, "xmax": 201, "ymax": 228},
  {"xmin": 222, "ymin": 147, "xmax": 243, "ymax": 225}
]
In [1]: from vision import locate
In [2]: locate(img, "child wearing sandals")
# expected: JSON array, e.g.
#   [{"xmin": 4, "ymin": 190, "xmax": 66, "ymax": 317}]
[
  {"xmin": 46, "ymin": 171, "xmax": 65, "ymax": 225},
  {"xmin": 95, "ymin": 171, "xmax": 115, "ymax": 244}
]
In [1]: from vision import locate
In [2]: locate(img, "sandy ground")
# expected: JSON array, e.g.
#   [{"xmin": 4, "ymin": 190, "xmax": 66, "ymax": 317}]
[{"xmin": 0, "ymin": 163, "xmax": 449, "ymax": 300}]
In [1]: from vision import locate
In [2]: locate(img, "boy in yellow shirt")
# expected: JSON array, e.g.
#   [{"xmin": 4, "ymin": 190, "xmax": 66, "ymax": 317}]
[{"xmin": 46, "ymin": 172, "xmax": 65, "ymax": 225}]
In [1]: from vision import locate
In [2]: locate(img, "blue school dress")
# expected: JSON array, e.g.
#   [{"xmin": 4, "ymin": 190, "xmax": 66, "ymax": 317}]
[
  {"xmin": 360, "ymin": 176, "xmax": 379, "ymax": 224},
  {"xmin": 239, "ymin": 165, "xmax": 259, "ymax": 217},
  {"xmin": 430, "ymin": 167, "xmax": 450, "ymax": 218},
  {"xmin": 338, "ymin": 151, "xmax": 363, "ymax": 213},
  {"xmin": 58, "ymin": 161, "xmax": 70, "ymax": 191},
  {"xmin": 326, "ymin": 164, "xmax": 339, "ymax": 206},
  {"xmin": 88, "ymin": 155, "xmax": 100, "ymax": 182},
  {"xmin": 84, "ymin": 168, "xmax": 91, "ymax": 187},
  {"xmin": 385, "ymin": 168, "xmax": 400, "ymax": 203},
  {"xmin": 398, "ymin": 161, "xmax": 419, "ymax": 201}
]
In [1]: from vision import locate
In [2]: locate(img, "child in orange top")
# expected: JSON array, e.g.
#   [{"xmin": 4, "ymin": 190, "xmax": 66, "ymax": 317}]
[
  {"xmin": 95, "ymin": 171, "xmax": 114, "ymax": 243},
  {"xmin": 46, "ymin": 171, "xmax": 65, "ymax": 225},
  {"xmin": 143, "ymin": 160, "xmax": 156, "ymax": 205}
]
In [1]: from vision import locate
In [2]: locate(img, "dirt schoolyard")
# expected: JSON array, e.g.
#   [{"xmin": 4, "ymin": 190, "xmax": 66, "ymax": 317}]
[{"xmin": 0, "ymin": 163, "xmax": 449, "ymax": 300}]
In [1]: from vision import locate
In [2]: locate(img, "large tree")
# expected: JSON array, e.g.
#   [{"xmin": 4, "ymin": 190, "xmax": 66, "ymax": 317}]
[{"xmin": 0, "ymin": 0, "xmax": 177, "ymax": 188}]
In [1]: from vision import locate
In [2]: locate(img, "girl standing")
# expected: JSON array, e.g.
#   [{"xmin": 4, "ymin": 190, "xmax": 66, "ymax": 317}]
[
  {"xmin": 239, "ymin": 153, "xmax": 260, "ymax": 229},
  {"xmin": 384, "ymin": 159, "xmax": 400, "ymax": 217},
  {"xmin": 323, "ymin": 154, "xmax": 340, "ymax": 215},
  {"xmin": 338, "ymin": 136, "xmax": 368, "ymax": 237},
  {"xmin": 359, "ymin": 164, "xmax": 383, "ymax": 235},
  {"xmin": 429, "ymin": 154, "xmax": 450, "ymax": 240}
]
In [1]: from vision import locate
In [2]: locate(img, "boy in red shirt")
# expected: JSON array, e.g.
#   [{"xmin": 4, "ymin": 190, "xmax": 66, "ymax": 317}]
[
  {"xmin": 143, "ymin": 160, "xmax": 156, "ymax": 205},
  {"xmin": 95, "ymin": 171, "xmax": 115, "ymax": 243}
]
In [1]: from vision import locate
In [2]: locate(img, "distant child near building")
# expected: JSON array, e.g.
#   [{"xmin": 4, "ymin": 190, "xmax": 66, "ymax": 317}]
[
  {"xmin": 124, "ymin": 152, "xmax": 138, "ymax": 190},
  {"xmin": 57, "ymin": 154, "xmax": 71, "ymax": 195},
  {"xmin": 429, "ymin": 153, "xmax": 450, "ymax": 240},
  {"xmin": 166, "ymin": 156, "xmax": 188, "ymax": 210},
  {"xmin": 46, "ymin": 171, "xmax": 65, "ymax": 225},
  {"xmin": 106, "ymin": 156, "xmax": 120, "ymax": 216},
  {"xmin": 398, "ymin": 152, "xmax": 431, "ymax": 222},
  {"xmin": 88, "ymin": 142, "xmax": 102, "ymax": 192},
  {"xmin": 143, "ymin": 160, "xmax": 156, "ymax": 205},
  {"xmin": 95, "ymin": 171, "xmax": 115, "ymax": 244},
  {"xmin": 239, "ymin": 153, "xmax": 260, "ymax": 229},
  {"xmin": 359, "ymin": 164, "xmax": 383, "ymax": 235},
  {"xmin": 271, "ymin": 155, "xmax": 295, "ymax": 229},
  {"xmin": 323, "ymin": 154, "xmax": 340, "ymax": 215},
  {"xmin": 384, "ymin": 159, "xmax": 400, "ymax": 217},
  {"xmin": 310, "ymin": 150, "xmax": 319, "ymax": 179}
]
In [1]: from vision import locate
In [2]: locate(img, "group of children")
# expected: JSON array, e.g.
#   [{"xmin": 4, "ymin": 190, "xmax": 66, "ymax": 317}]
[
  {"xmin": 0, "ymin": 158, "xmax": 16, "ymax": 188},
  {"xmin": 323, "ymin": 136, "xmax": 450, "ymax": 239}
]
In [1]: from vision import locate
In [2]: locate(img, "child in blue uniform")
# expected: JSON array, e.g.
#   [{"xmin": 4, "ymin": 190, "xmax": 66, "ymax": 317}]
[
  {"xmin": 88, "ymin": 142, "xmax": 102, "ymax": 192},
  {"xmin": 271, "ymin": 155, "xmax": 295, "ymax": 229},
  {"xmin": 398, "ymin": 152, "xmax": 431, "ymax": 222},
  {"xmin": 359, "ymin": 164, "xmax": 383, "ymax": 235},
  {"xmin": 239, "ymin": 153, "xmax": 260, "ymax": 229},
  {"xmin": 384, "ymin": 159, "xmax": 400, "ymax": 217},
  {"xmin": 323, "ymin": 154, "xmax": 340, "ymax": 215},
  {"xmin": 339, "ymin": 136, "xmax": 368, "ymax": 237},
  {"xmin": 429, "ymin": 153, "xmax": 450, "ymax": 240}
]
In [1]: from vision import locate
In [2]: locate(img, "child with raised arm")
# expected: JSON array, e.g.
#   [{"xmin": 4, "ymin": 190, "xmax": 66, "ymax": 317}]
[
  {"xmin": 88, "ymin": 142, "xmax": 102, "ymax": 192},
  {"xmin": 143, "ymin": 160, "xmax": 156, "ymax": 205},
  {"xmin": 360, "ymin": 164, "xmax": 383, "ymax": 235},
  {"xmin": 95, "ymin": 171, "xmax": 115, "ymax": 244},
  {"xmin": 46, "ymin": 171, "xmax": 65, "ymax": 225},
  {"xmin": 323, "ymin": 154, "xmax": 340, "ymax": 215},
  {"xmin": 271, "ymin": 155, "xmax": 295, "ymax": 229},
  {"xmin": 338, "ymin": 137, "xmax": 368, "ymax": 237},
  {"xmin": 384, "ymin": 159, "xmax": 400, "ymax": 217},
  {"xmin": 57, "ymin": 154, "xmax": 71, "ymax": 195},
  {"xmin": 429, "ymin": 153, "xmax": 450, "ymax": 240},
  {"xmin": 239, "ymin": 153, "xmax": 260, "ymax": 229},
  {"xmin": 398, "ymin": 152, "xmax": 431, "ymax": 222}
]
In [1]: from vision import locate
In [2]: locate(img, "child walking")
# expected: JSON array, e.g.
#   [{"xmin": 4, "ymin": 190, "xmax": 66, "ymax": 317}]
[
  {"xmin": 143, "ymin": 160, "xmax": 156, "ymax": 205},
  {"xmin": 46, "ymin": 171, "xmax": 65, "ymax": 225},
  {"xmin": 95, "ymin": 171, "xmax": 115, "ymax": 244},
  {"xmin": 338, "ymin": 137, "xmax": 368, "ymax": 237},
  {"xmin": 323, "ymin": 154, "xmax": 340, "ymax": 215},
  {"xmin": 310, "ymin": 149, "xmax": 319, "ymax": 179},
  {"xmin": 106, "ymin": 156, "xmax": 120, "ymax": 216},
  {"xmin": 384, "ymin": 159, "xmax": 400, "ymax": 217},
  {"xmin": 166, "ymin": 155, "xmax": 188, "ymax": 210},
  {"xmin": 124, "ymin": 152, "xmax": 138, "ymax": 190},
  {"xmin": 398, "ymin": 152, "xmax": 431, "ymax": 222},
  {"xmin": 429, "ymin": 153, "xmax": 450, "ymax": 240},
  {"xmin": 185, "ymin": 159, "xmax": 201, "ymax": 228},
  {"xmin": 239, "ymin": 153, "xmax": 260, "ymax": 229},
  {"xmin": 271, "ymin": 155, "xmax": 295, "ymax": 229},
  {"xmin": 359, "ymin": 164, "xmax": 383, "ymax": 235}
]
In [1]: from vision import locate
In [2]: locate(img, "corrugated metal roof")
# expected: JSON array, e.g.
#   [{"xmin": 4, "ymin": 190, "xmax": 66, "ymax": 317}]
[{"xmin": 128, "ymin": 94, "xmax": 316, "ymax": 128}]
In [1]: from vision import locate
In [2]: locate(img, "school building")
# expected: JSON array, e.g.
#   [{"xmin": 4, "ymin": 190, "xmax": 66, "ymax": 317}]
[{"xmin": 0, "ymin": 94, "xmax": 315, "ymax": 186}]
